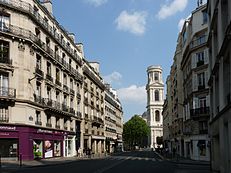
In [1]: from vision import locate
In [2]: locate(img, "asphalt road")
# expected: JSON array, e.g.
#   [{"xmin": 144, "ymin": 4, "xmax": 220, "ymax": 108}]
[{"xmin": 7, "ymin": 151, "xmax": 210, "ymax": 173}]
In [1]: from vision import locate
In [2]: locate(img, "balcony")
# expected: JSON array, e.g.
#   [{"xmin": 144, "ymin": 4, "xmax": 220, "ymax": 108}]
[
  {"xmin": 190, "ymin": 35, "xmax": 207, "ymax": 49},
  {"xmin": 34, "ymin": 94, "xmax": 44, "ymax": 105},
  {"xmin": 0, "ymin": 87, "xmax": 16, "ymax": 99},
  {"xmin": 190, "ymin": 107, "xmax": 210, "ymax": 120},
  {"xmin": 46, "ymin": 74, "xmax": 53, "ymax": 83},
  {"xmin": 35, "ymin": 121, "xmax": 42, "ymax": 126},
  {"xmin": 92, "ymin": 116, "xmax": 104, "ymax": 126},
  {"xmin": 0, "ymin": 57, "xmax": 12, "ymax": 65},
  {"xmin": 35, "ymin": 67, "xmax": 44, "ymax": 78},
  {"xmin": 69, "ymin": 107, "xmax": 75, "ymax": 115}
]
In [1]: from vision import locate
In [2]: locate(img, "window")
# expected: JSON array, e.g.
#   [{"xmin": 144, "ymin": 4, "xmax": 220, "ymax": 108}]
[
  {"xmin": 0, "ymin": 40, "xmax": 9, "ymax": 63},
  {"xmin": 202, "ymin": 10, "xmax": 207, "ymax": 24},
  {"xmin": 155, "ymin": 90, "xmax": 160, "ymax": 101},
  {"xmin": 197, "ymin": 72, "xmax": 205, "ymax": 87},
  {"xmin": 63, "ymin": 73, "xmax": 67, "ymax": 85},
  {"xmin": 183, "ymin": 30, "xmax": 187, "ymax": 45},
  {"xmin": 36, "ymin": 81, "xmax": 41, "ymax": 96},
  {"xmin": 199, "ymin": 97, "xmax": 206, "ymax": 108},
  {"xmin": 70, "ymin": 78, "xmax": 73, "ymax": 90},
  {"xmin": 197, "ymin": 140, "xmax": 206, "ymax": 156},
  {"xmin": 36, "ymin": 54, "xmax": 41, "ymax": 69},
  {"xmin": 47, "ymin": 61, "xmax": 51, "ymax": 76},
  {"xmin": 70, "ymin": 98, "xmax": 73, "ymax": 108},
  {"xmin": 154, "ymin": 72, "xmax": 159, "ymax": 81},
  {"xmin": 0, "ymin": 72, "xmax": 8, "ymax": 89},
  {"xmin": 46, "ymin": 115, "xmax": 51, "ymax": 125},
  {"xmin": 56, "ymin": 68, "xmax": 60, "ymax": 81},
  {"xmin": 0, "ymin": 107, "xmax": 9, "ymax": 122},
  {"xmin": 0, "ymin": 13, "xmax": 10, "ymax": 31},
  {"xmin": 56, "ymin": 91, "xmax": 60, "ymax": 103},
  {"xmin": 35, "ymin": 111, "xmax": 41, "ymax": 124},
  {"xmin": 155, "ymin": 110, "xmax": 160, "ymax": 122},
  {"xmin": 196, "ymin": 52, "xmax": 204, "ymax": 62},
  {"xmin": 47, "ymin": 87, "xmax": 51, "ymax": 99}
]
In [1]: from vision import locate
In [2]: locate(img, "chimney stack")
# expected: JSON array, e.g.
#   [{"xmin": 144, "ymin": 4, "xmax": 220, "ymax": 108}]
[{"xmin": 41, "ymin": 0, "xmax": 53, "ymax": 14}]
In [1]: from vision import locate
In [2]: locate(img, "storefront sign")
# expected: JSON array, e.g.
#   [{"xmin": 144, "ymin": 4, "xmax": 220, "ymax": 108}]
[
  {"xmin": 0, "ymin": 126, "xmax": 16, "ymax": 131},
  {"xmin": 37, "ymin": 129, "xmax": 53, "ymax": 134}
]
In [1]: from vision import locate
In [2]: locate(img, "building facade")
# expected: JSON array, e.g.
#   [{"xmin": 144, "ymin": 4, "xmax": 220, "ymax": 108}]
[
  {"xmin": 105, "ymin": 84, "xmax": 123, "ymax": 153},
  {"xmin": 207, "ymin": 0, "xmax": 231, "ymax": 172},
  {"xmin": 0, "ymin": 0, "xmax": 123, "ymax": 160},
  {"xmin": 83, "ymin": 62, "xmax": 105, "ymax": 155},
  {"xmin": 0, "ymin": 0, "xmax": 85, "ymax": 160},
  {"xmin": 181, "ymin": 4, "xmax": 210, "ymax": 161},
  {"xmin": 146, "ymin": 66, "xmax": 164, "ymax": 149}
]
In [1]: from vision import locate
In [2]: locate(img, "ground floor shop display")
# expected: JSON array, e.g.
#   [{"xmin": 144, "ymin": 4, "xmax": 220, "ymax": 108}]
[{"xmin": 0, "ymin": 125, "xmax": 74, "ymax": 160}]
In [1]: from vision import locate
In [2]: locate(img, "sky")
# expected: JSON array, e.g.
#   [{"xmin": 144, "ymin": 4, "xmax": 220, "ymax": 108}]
[{"xmin": 52, "ymin": 0, "xmax": 199, "ymax": 122}]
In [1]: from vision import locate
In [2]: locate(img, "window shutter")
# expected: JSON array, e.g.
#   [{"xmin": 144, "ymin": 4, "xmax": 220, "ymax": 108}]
[
  {"xmin": 191, "ymin": 54, "xmax": 196, "ymax": 69},
  {"xmin": 204, "ymin": 48, "xmax": 209, "ymax": 64}
]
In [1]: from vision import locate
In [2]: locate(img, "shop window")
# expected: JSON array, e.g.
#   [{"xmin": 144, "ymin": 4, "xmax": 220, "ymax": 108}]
[
  {"xmin": 197, "ymin": 140, "xmax": 206, "ymax": 156},
  {"xmin": 0, "ymin": 139, "xmax": 18, "ymax": 158},
  {"xmin": 54, "ymin": 141, "xmax": 61, "ymax": 157},
  {"xmin": 33, "ymin": 140, "xmax": 43, "ymax": 159},
  {"xmin": 44, "ymin": 140, "xmax": 53, "ymax": 158}
]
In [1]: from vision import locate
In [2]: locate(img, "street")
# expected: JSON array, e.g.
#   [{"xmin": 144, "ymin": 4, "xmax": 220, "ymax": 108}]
[{"xmin": 3, "ymin": 151, "xmax": 211, "ymax": 173}]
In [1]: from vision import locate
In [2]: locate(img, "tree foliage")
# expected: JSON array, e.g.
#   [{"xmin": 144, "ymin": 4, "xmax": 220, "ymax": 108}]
[{"xmin": 123, "ymin": 115, "xmax": 150, "ymax": 149}]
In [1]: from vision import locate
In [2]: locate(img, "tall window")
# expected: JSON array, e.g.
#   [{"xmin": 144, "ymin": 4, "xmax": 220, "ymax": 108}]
[
  {"xmin": 155, "ymin": 90, "xmax": 160, "ymax": 101},
  {"xmin": 56, "ymin": 68, "xmax": 60, "ymax": 81},
  {"xmin": 0, "ymin": 40, "xmax": 9, "ymax": 63},
  {"xmin": 35, "ymin": 111, "xmax": 41, "ymax": 124},
  {"xmin": 36, "ymin": 81, "xmax": 41, "ymax": 96},
  {"xmin": 36, "ymin": 54, "xmax": 41, "ymax": 69},
  {"xmin": 0, "ymin": 13, "xmax": 10, "ymax": 31},
  {"xmin": 155, "ymin": 110, "xmax": 160, "ymax": 122},
  {"xmin": 0, "ymin": 73, "xmax": 8, "ymax": 89},
  {"xmin": 47, "ymin": 61, "xmax": 51, "ymax": 76},
  {"xmin": 47, "ymin": 87, "xmax": 51, "ymax": 100},
  {"xmin": 199, "ymin": 97, "xmax": 206, "ymax": 108},
  {"xmin": 196, "ymin": 52, "xmax": 204, "ymax": 62},
  {"xmin": 202, "ymin": 10, "xmax": 208, "ymax": 24},
  {"xmin": 198, "ymin": 72, "xmax": 205, "ymax": 87}
]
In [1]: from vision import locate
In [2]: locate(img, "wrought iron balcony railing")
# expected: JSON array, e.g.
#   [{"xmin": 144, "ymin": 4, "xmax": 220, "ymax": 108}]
[{"xmin": 0, "ymin": 87, "xmax": 16, "ymax": 98}]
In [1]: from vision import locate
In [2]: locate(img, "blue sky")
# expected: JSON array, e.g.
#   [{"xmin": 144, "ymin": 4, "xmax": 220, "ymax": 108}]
[{"xmin": 52, "ymin": 0, "xmax": 198, "ymax": 122}]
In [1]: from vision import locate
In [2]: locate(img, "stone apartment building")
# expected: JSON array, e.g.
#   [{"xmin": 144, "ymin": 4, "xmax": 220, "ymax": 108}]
[
  {"xmin": 163, "ymin": 3, "xmax": 210, "ymax": 161},
  {"xmin": 181, "ymin": 4, "xmax": 210, "ymax": 161},
  {"xmin": 83, "ymin": 61, "xmax": 105, "ymax": 155},
  {"xmin": 207, "ymin": 0, "xmax": 231, "ymax": 172},
  {"xmin": 0, "ymin": 0, "xmax": 123, "ymax": 160},
  {"xmin": 104, "ymin": 84, "xmax": 123, "ymax": 153}
]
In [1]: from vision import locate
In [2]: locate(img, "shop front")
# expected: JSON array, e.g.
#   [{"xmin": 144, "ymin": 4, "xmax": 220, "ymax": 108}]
[{"xmin": 0, "ymin": 125, "xmax": 66, "ymax": 160}]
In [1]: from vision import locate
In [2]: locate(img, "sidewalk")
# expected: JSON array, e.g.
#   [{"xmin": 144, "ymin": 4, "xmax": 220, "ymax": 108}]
[
  {"xmin": 155, "ymin": 151, "xmax": 210, "ymax": 166},
  {"xmin": 1, "ymin": 154, "xmax": 109, "ymax": 171}
]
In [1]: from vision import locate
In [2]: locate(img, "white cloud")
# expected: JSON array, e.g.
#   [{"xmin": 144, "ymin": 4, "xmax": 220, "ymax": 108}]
[
  {"xmin": 157, "ymin": 0, "xmax": 188, "ymax": 20},
  {"xmin": 85, "ymin": 0, "xmax": 108, "ymax": 7},
  {"xmin": 117, "ymin": 85, "xmax": 146, "ymax": 104},
  {"xmin": 178, "ymin": 18, "xmax": 185, "ymax": 31},
  {"xmin": 104, "ymin": 71, "xmax": 122, "ymax": 85},
  {"xmin": 115, "ymin": 10, "xmax": 148, "ymax": 36}
]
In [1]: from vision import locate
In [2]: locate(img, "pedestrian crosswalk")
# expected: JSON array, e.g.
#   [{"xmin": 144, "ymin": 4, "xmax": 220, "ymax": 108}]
[{"xmin": 103, "ymin": 156, "xmax": 163, "ymax": 162}]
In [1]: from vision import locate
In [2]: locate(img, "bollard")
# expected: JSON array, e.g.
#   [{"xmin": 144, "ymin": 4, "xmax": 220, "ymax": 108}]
[{"xmin": 19, "ymin": 154, "xmax": 22, "ymax": 167}]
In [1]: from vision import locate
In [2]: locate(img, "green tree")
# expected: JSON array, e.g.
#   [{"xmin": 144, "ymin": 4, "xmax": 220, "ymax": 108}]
[{"xmin": 123, "ymin": 115, "xmax": 150, "ymax": 150}]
